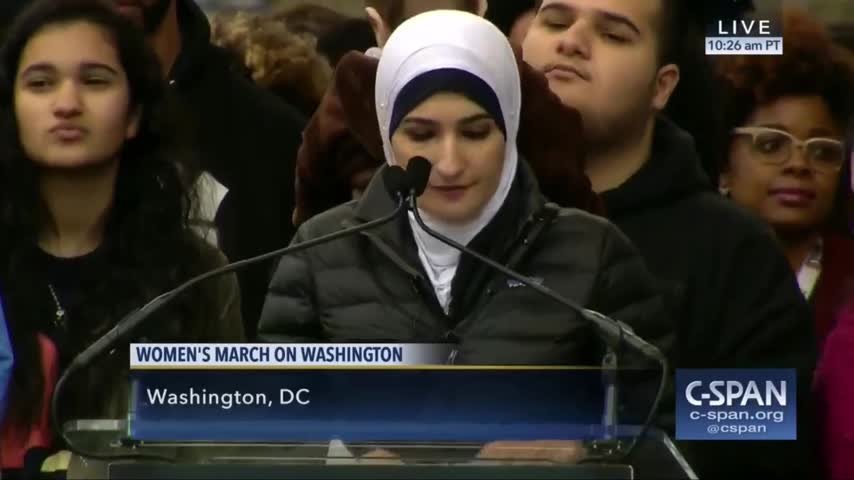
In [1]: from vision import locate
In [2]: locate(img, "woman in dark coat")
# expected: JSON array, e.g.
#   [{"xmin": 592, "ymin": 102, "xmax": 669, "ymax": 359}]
[{"xmin": 259, "ymin": 11, "xmax": 669, "ymax": 367}]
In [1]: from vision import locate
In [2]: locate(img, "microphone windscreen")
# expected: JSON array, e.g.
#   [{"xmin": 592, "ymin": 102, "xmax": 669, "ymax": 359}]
[
  {"xmin": 382, "ymin": 165, "xmax": 409, "ymax": 199},
  {"xmin": 407, "ymin": 157, "xmax": 432, "ymax": 197}
]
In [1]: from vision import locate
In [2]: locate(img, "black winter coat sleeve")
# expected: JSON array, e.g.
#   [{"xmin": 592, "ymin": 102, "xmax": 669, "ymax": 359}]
[
  {"xmin": 591, "ymin": 221, "xmax": 674, "ymax": 362},
  {"xmin": 257, "ymin": 227, "xmax": 323, "ymax": 342},
  {"xmin": 588, "ymin": 222, "xmax": 673, "ymax": 433},
  {"xmin": 676, "ymin": 225, "xmax": 819, "ymax": 480}
]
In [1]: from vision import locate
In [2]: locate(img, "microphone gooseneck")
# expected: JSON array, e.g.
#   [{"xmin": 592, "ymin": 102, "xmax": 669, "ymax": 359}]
[
  {"xmin": 404, "ymin": 156, "xmax": 668, "ymax": 463},
  {"xmin": 52, "ymin": 165, "xmax": 412, "ymax": 462}
]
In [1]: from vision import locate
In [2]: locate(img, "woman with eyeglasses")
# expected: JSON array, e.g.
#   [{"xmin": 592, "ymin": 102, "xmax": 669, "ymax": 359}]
[
  {"xmin": 717, "ymin": 10, "xmax": 854, "ymax": 480},
  {"xmin": 717, "ymin": 10, "xmax": 854, "ymax": 338}
]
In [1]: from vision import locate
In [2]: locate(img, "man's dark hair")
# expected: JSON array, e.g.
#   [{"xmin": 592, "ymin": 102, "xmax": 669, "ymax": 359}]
[
  {"xmin": 532, "ymin": 0, "xmax": 681, "ymax": 66},
  {"xmin": 485, "ymin": 1, "xmax": 536, "ymax": 36},
  {"xmin": 274, "ymin": 3, "xmax": 349, "ymax": 39},
  {"xmin": 318, "ymin": 18, "xmax": 378, "ymax": 66},
  {"xmin": 365, "ymin": 0, "xmax": 481, "ymax": 31},
  {"xmin": 656, "ymin": 0, "xmax": 681, "ymax": 65}
]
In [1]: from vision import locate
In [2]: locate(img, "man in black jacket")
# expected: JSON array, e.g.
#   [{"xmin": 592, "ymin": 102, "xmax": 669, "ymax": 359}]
[
  {"xmin": 522, "ymin": 0, "xmax": 818, "ymax": 478},
  {"xmin": 112, "ymin": 0, "xmax": 306, "ymax": 336}
]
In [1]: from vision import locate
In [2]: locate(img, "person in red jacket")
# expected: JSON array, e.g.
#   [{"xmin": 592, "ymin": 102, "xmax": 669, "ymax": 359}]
[
  {"xmin": 815, "ymin": 300, "xmax": 854, "ymax": 480},
  {"xmin": 1, "ymin": 335, "xmax": 57, "ymax": 471},
  {"xmin": 813, "ymin": 122, "xmax": 854, "ymax": 480}
]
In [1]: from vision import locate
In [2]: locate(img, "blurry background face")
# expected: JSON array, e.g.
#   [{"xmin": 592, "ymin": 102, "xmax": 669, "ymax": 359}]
[
  {"xmin": 521, "ymin": 0, "xmax": 662, "ymax": 144},
  {"xmin": 391, "ymin": 92, "xmax": 506, "ymax": 224},
  {"xmin": 14, "ymin": 21, "xmax": 139, "ymax": 170},
  {"xmin": 113, "ymin": 0, "xmax": 171, "ymax": 33},
  {"xmin": 723, "ymin": 95, "xmax": 843, "ymax": 235}
]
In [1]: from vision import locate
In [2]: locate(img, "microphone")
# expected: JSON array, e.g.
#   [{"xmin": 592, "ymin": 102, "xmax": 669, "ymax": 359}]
[
  {"xmin": 405, "ymin": 155, "xmax": 431, "ymax": 197},
  {"xmin": 51, "ymin": 165, "xmax": 413, "ymax": 461},
  {"xmin": 404, "ymin": 156, "xmax": 667, "ymax": 461},
  {"xmin": 383, "ymin": 163, "xmax": 410, "ymax": 202}
]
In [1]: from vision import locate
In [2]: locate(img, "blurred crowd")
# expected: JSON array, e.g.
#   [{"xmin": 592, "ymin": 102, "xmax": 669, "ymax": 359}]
[{"xmin": 0, "ymin": 0, "xmax": 853, "ymax": 479}]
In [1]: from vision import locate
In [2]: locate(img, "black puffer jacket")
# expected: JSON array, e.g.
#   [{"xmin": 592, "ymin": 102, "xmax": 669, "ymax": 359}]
[{"xmin": 259, "ymin": 162, "xmax": 672, "ymax": 366}]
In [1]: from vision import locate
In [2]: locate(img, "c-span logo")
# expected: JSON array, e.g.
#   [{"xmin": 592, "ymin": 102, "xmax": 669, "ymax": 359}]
[{"xmin": 676, "ymin": 369, "xmax": 796, "ymax": 440}]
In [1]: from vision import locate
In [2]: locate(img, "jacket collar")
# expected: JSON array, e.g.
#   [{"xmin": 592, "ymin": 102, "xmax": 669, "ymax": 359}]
[
  {"xmin": 601, "ymin": 116, "xmax": 712, "ymax": 217},
  {"xmin": 351, "ymin": 165, "xmax": 412, "ymax": 257},
  {"xmin": 351, "ymin": 161, "xmax": 555, "ymax": 323},
  {"xmin": 353, "ymin": 164, "xmax": 399, "ymax": 224},
  {"xmin": 352, "ymin": 160, "xmax": 546, "ymax": 250}
]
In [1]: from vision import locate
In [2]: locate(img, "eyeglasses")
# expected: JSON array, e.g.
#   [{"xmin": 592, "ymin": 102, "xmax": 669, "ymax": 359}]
[{"xmin": 732, "ymin": 126, "xmax": 845, "ymax": 173}]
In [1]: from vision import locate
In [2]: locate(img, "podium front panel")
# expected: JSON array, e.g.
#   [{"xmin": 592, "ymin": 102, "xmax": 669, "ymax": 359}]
[
  {"xmin": 109, "ymin": 463, "xmax": 632, "ymax": 479},
  {"xmin": 63, "ymin": 421, "xmax": 696, "ymax": 480}
]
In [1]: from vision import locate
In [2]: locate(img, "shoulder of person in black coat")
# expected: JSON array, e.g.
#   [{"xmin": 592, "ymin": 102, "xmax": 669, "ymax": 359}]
[
  {"xmin": 540, "ymin": 206, "xmax": 674, "ymax": 362},
  {"xmin": 606, "ymin": 118, "xmax": 815, "ymax": 366},
  {"xmin": 679, "ymin": 193, "xmax": 820, "ymax": 480}
]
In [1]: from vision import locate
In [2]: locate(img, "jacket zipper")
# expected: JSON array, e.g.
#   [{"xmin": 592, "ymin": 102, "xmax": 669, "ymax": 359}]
[
  {"xmin": 358, "ymin": 205, "xmax": 556, "ymax": 353},
  {"xmin": 361, "ymin": 230, "xmax": 451, "ymax": 332},
  {"xmin": 468, "ymin": 206, "xmax": 557, "ymax": 314},
  {"xmin": 410, "ymin": 279, "xmax": 460, "ymax": 365}
]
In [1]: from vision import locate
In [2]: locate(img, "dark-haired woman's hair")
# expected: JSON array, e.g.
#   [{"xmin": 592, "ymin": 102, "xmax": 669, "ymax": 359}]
[
  {"xmin": 317, "ymin": 17, "xmax": 377, "ymax": 67},
  {"xmin": 716, "ymin": 9, "xmax": 854, "ymax": 233},
  {"xmin": 364, "ymin": 0, "xmax": 481, "ymax": 30},
  {"xmin": 273, "ymin": 3, "xmax": 348, "ymax": 40},
  {"xmin": 0, "ymin": 0, "xmax": 201, "ymax": 425}
]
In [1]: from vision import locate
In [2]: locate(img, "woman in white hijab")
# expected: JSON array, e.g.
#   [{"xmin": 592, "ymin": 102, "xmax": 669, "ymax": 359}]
[{"xmin": 260, "ymin": 11, "xmax": 668, "ymax": 367}]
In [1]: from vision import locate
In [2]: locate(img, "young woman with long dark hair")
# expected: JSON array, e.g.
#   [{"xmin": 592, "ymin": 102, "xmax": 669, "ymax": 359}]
[{"xmin": 0, "ymin": 0, "xmax": 243, "ymax": 469}]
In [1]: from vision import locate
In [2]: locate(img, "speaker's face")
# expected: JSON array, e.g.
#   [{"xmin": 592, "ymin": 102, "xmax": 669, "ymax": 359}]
[{"xmin": 392, "ymin": 92, "xmax": 506, "ymax": 225}]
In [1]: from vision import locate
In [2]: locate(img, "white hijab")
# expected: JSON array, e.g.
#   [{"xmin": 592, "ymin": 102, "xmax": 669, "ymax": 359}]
[{"xmin": 375, "ymin": 11, "xmax": 521, "ymax": 313}]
